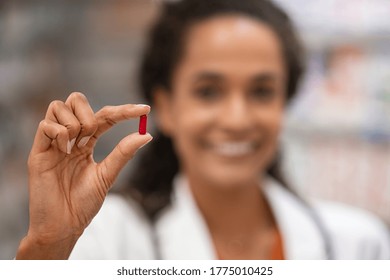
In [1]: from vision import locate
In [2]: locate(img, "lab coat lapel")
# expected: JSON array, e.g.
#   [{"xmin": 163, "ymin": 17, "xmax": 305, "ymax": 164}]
[
  {"xmin": 155, "ymin": 175, "xmax": 216, "ymax": 259},
  {"xmin": 156, "ymin": 175, "xmax": 327, "ymax": 259},
  {"xmin": 263, "ymin": 178, "xmax": 328, "ymax": 259}
]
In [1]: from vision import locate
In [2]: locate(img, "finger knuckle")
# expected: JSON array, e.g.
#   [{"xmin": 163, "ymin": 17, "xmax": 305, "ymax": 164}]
[
  {"xmin": 100, "ymin": 105, "xmax": 112, "ymax": 115},
  {"xmin": 118, "ymin": 145, "xmax": 132, "ymax": 159},
  {"xmin": 69, "ymin": 121, "xmax": 81, "ymax": 134},
  {"xmin": 38, "ymin": 120, "xmax": 47, "ymax": 128},
  {"xmin": 82, "ymin": 120, "xmax": 98, "ymax": 134},
  {"xmin": 69, "ymin": 91, "xmax": 87, "ymax": 101},
  {"xmin": 48, "ymin": 100, "xmax": 63, "ymax": 110},
  {"xmin": 58, "ymin": 125, "xmax": 69, "ymax": 137}
]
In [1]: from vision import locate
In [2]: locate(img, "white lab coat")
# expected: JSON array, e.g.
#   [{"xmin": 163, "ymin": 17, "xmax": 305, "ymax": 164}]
[{"xmin": 70, "ymin": 175, "xmax": 390, "ymax": 259}]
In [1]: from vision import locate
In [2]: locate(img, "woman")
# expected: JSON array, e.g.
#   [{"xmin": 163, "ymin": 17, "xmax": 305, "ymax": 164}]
[{"xmin": 16, "ymin": 0, "xmax": 389, "ymax": 259}]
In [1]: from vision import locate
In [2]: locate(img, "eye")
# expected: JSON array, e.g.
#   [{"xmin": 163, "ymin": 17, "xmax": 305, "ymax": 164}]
[
  {"xmin": 193, "ymin": 85, "xmax": 221, "ymax": 101},
  {"xmin": 249, "ymin": 86, "xmax": 275, "ymax": 101}
]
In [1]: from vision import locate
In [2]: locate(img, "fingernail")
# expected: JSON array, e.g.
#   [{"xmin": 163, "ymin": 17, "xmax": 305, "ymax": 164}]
[
  {"xmin": 78, "ymin": 136, "xmax": 90, "ymax": 148},
  {"xmin": 67, "ymin": 138, "xmax": 76, "ymax": 154},
  {"xmin": 136, "ymin": 104, "xmax": 150, "ymax": 108}
]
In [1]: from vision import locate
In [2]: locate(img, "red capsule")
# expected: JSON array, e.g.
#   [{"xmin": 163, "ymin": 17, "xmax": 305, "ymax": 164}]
[{"xmin": 139, "ymin": 114, "xmax": 147, "ymax": 135}]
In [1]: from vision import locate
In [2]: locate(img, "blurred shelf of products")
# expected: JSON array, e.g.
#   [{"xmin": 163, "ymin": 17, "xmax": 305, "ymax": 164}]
[
  {"xmin": 276, "ymin": 0, "xmax": 390, "ymax": 223},
  {"xmin": 0, "ymin": 0, "xmax": 389, "ymax": 259}
]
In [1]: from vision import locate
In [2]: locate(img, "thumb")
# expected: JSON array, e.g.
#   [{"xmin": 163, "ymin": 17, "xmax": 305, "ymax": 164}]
[{"xmin": 99, "ymin": 132, "xmax": 153, "ymax": 190}]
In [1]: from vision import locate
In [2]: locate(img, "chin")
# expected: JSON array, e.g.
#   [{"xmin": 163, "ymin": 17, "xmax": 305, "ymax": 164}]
[{"xmin": 201, "ymin": 166, "xmax": 261, "ymax": 190}]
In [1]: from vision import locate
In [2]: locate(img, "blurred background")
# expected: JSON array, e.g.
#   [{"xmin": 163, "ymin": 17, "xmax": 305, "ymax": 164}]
[{"xmin": 0, "ymin": 0, "xmax": 389, "ymax": 259}]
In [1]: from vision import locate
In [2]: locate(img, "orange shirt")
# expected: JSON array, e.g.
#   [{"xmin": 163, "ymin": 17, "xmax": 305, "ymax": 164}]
[{"xmin": 270, "ymin": 228, "xmax": 285, "ymax": 260}]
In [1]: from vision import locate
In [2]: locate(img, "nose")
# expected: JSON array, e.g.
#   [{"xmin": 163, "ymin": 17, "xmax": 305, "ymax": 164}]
[{"xmin": 219, "ymin": 92, "xmax": 253, "ymax": 134}]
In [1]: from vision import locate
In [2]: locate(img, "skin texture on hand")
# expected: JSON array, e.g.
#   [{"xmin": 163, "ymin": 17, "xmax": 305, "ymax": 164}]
[{"xmin": 16, "ymin": 92, "xmax": 152, "ymax": 259}]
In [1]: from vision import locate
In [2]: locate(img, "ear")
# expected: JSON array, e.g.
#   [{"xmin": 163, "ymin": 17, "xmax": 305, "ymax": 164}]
[{"xmin": 153, "ymin": 88, "xmax": 175, "ymax": 136}]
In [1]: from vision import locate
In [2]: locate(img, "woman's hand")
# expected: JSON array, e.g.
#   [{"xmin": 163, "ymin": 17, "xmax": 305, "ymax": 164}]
[{"xmin": 16, "ymin": 92, "xmax": 152, "ymax": 259}]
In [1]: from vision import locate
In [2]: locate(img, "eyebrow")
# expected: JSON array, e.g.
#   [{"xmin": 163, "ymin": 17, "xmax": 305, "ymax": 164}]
[
  {"xmin": 251, "ymin": 73, "xmax": 277, "ymax": 83},
  {"xmin": 193, "ymin": 72, "xmax": 277, "ymax": 83},
  {"xmin": 193, "ymin": 72, "xmax": 224, "ymax": 83}
]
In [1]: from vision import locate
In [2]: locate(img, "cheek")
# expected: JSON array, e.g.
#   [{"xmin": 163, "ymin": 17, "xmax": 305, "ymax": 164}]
[
  {"xmin": 257, "ymin": 104, "xmax": 284, "ymax": 155},
  {"xmin": 256, "ymin": 99, "xmax": 284, "ymax": 131},
  {"xmin": 267, "ymin": 110, "xmax": 283, "ymax": 136},
  {"xmin": 168, "ymin": 100, "xmax": 211, "ymax": 157},
  {"xmin": 170, "ymin": 96, "xmax": 215, "ymax": 137}
]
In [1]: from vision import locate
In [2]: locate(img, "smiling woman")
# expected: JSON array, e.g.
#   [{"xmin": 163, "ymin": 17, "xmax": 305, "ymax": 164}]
[
  {"xmin": 129, "ymin": 0, "xmax": 303, "ymax": 220},
  {"xmin": 154, "ymin": 15, "xmax": 285, "ymax": 190},
  {"xmin": 16, "ymin": 0, "xmax": 390, "ymax": 260}
]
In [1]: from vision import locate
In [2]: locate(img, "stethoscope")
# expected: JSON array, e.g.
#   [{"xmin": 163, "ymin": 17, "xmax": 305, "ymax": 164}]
[
  {"xmin": 297, "ymin": 196, "xmax": 334, "ymax": 259},
  {"xmin": 148, "ymin": 194, "xmax": 334, "ymax": 260}
]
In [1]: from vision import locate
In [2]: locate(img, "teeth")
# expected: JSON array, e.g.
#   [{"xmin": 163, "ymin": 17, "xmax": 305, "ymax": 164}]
[{"xmin": 214, "ymin": 142, "xmax": 254, "ymax": 157}]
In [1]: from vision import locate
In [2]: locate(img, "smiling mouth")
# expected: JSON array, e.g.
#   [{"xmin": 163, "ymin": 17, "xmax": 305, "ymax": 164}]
[{"xmin": 212, "ymin": 141, "xmax": 259, "ymax": 157}]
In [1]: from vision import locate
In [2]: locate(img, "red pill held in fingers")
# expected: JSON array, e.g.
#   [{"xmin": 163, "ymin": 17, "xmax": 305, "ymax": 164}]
[{"xmin": 139, "ymin": 114, "xmax": 147, "ymax": 135}]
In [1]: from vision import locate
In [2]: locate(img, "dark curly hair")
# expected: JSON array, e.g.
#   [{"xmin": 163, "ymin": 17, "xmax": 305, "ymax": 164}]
[{"xmin": 123, "ymin": 0, "xmax": 305, "ymax": 219}]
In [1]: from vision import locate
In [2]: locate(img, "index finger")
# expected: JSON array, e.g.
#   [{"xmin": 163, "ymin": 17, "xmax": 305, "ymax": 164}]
[{"xmin": 93, "ymin": 104, "xmax": 150, "ymax": 139}]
